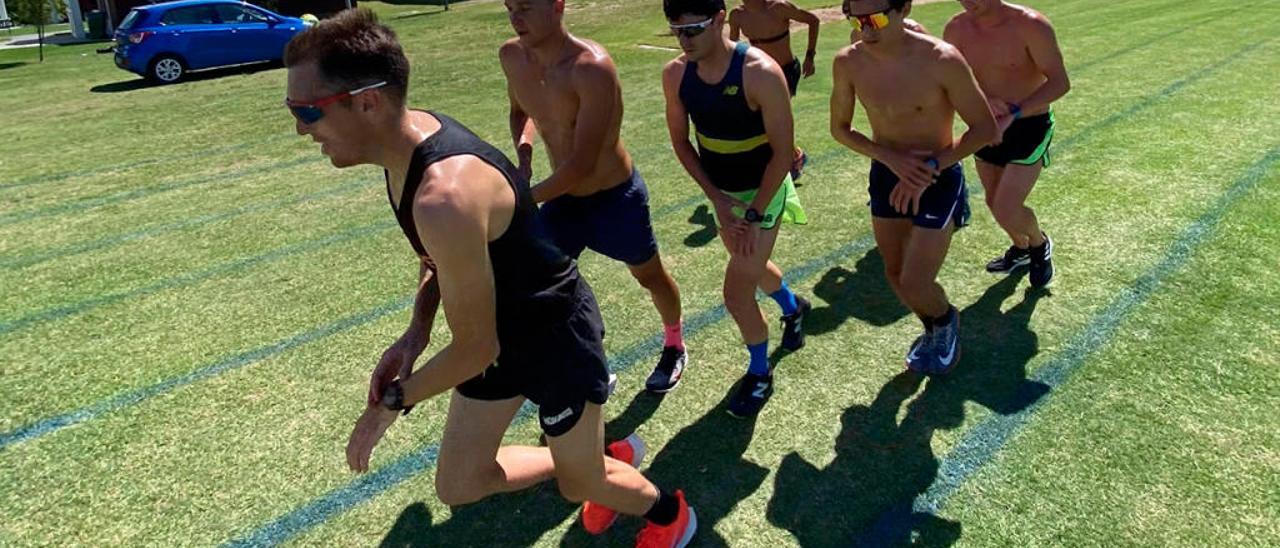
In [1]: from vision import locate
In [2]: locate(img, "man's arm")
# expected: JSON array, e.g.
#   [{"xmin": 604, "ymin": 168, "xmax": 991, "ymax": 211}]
[
  {"xmin": 398, "ymin": 161, "xmax": 503, "ymax": 407},
  {"xmin": 529, "ymin": 59, "xmax": 618, "ymax": 203},
  {"xmin": 742, "ymin": 53, "xmax": 794, "ymax": 215},
  {"xmin": 728, "ymin": 8, "xmax": 741, "ymax": 41},
  {"xmin": 404, "ymin": 261, "xmax": 441, "ymax": 344},
  {"xmin": 508, "ymin": 84, "xmax": 537, "ymax": 177},
  {"xmin": 934, "ymin": 46, "xmax": 998, "ymax": 167},
  {"xmin": 500, "ymin": 43, "xmax": 537, "ymax": 178},
  {"xmin": 778, "ymin": 1, "xmax": 819, "ymax": 75},
  {"xmin": 830, "ymin": 48, "xmax": 936, "ymax": 190},
  {"xmin": 1016, "ymin": 13, "xmax": 1070, "ymax": 113}
]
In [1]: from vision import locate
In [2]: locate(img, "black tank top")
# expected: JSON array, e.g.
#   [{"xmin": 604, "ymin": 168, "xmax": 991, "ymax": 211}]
[
  {"xmin": 385, "ymin": 112, "xmax": 582, "ymax": 333},
  {"xmin": 678, "ymin": 41, "xmax": 773, "ymax": 192}
]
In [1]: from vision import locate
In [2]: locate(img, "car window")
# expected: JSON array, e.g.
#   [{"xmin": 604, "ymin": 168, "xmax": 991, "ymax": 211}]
[
  {"xmin": 214, "ymin": 5, "xmax": 271, "ymax": 24},
  {"xmin": 160, "ymin": 6, "xmax": 217, "ymax": 26},
  {"xmin": 119, "ymin": 9, "xmax": 142, "ymax": 30}
]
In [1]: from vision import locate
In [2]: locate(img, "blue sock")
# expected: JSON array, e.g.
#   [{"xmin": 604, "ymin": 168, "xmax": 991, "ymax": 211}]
[
  {"xmin": 747, "ymin": 342, "xmax": 770, "ymax": 376},
  {"xmin": 769, "ymin": 282, "xmax": 799, "ymax": 316}
]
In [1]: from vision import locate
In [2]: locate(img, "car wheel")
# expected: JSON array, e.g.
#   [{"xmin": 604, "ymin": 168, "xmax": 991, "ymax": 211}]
[{"xmin": 148, "ymin": 55, "xmax": 185, "ymax": 84}]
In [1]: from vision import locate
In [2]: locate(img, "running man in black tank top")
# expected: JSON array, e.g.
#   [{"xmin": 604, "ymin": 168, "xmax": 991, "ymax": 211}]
[
  {"xmin": 662, "ymin": 0, "xmax": 812, "ymax": 419},
  {"xmin": 727, "ymin": 0, "xmax": 820, "ymax": 180},
  {"xmin": 282, "ymin": 12, "xmax": 695, "ymax": 546}
]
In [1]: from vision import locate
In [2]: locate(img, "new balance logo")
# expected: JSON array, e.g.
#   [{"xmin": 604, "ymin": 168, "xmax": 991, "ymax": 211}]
[
  {"xmin": 724, "ymin": 85, "xmax": 740, "ymax": 96},
  {"xmin": 752, "ymin": 382, "xmax": 769, "ymax": 399},
  {"xmin": 542, "ymin": 408, "xmax": 574, "ymax": 426}
]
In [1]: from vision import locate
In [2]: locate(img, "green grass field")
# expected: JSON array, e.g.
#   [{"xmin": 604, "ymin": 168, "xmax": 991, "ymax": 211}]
[{"xmin": 2, "ymin": 0, "xmax": 1278, "ymax": 545}]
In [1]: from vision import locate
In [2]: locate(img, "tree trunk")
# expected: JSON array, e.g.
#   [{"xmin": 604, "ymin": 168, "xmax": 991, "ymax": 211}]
[{"xmin": 37, "ymin": 21, "xmax": 43, "ymax": 62}]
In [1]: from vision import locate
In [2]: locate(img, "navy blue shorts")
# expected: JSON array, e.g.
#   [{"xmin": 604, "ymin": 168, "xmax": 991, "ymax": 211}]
[
  {"xmin": 869, "ymin": 160, "xmax": 968, "ymax": 230},
  {"xmin": 540, "ymin": 169, "xmax": 660, "ymax": 266}
]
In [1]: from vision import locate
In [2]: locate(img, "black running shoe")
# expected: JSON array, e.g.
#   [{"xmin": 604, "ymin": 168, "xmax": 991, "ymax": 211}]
[
  {"xmin": 645, "ymin": 346, "xmax": 688, "ymax": 393},
  {"xmin": 986, "ymin": 245, "xmax": 1031, "ymax": 273},
  {"xmin": 727, "ymin": 373, "xmax": 773, "ymax": 418},
  {"xmin": 779, "ymin": 296, "xmax": 811, "ymax": 351},
  {"xmin": 1029, "ymin": 233, "xmax": 1055, "ymax": 288}
]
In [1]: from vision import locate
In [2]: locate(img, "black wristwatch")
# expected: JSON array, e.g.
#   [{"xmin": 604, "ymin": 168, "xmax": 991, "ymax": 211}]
[
  {"xmin": 744, "ymin": 208, "xmax": 764, "ymax": 224},
  {"xmin": 380, "ymin": 380, "xmax": 413, "ymax": 415}
]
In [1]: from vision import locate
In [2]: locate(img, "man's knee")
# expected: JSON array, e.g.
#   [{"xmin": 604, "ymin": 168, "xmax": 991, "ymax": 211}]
[
  {"xmin": 630, "ymin": 259, "xmax": 670, "ymax": 291},
  {"xmin": 434, "ymin": 466, "xmax": 492, "ymax": 506}
]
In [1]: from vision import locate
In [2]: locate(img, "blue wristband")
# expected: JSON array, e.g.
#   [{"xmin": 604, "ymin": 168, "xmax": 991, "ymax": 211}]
[
  {"xmin": 925, "ymin": 157, "xmax": 940, "ymax": 170},
  {"xmin": 1009, "ymin": 103, "xmax": 1023, "ymax": 120}
]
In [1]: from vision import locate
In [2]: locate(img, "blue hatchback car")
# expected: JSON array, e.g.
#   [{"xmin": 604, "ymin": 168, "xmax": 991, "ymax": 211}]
[{"xmin": 113, "ymin": 0, "xmax": 312, "ymax": 83}]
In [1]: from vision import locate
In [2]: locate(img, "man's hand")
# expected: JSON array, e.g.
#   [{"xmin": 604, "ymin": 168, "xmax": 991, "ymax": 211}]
[
  {"xmin": 369, "ymin": 333, "xmax": 427, "ymax": 406},
  {"xmin": 890, "ymin": 182, "xmax": 927, "ymax": 216},
  {"xmin": 346, "ymin": 405, "xmax": 399, "ymax": 473},
  {"xmin": 802, "ymin": 55, "xmax": 816, "ymax": 78},
  {"xmin": 880, "ymin": 149, "xmax": 938, "ymax": 191},
  {"xmin": 711, "ymin": 191, "xmax": 750, "ymax": 227},
  {"xmin": 730, "ymin": 220, "xmax": 762, "ymax": 257}
]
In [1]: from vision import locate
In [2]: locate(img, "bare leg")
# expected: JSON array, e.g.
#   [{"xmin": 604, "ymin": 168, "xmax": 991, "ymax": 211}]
[
  {"xmin": 721, "ymin": 226, "xmax": 782, "ymax": 345},
  {"xmin": 627, "ymin": 254, "xmax": 683, "ymax": 327},
  {"xmin": 434, "ymin": 391, "xmax": 555, "ymax": 506},
  {"xmin": 547, "ymin": 403, "xmax": 660, "ymax": 515}
]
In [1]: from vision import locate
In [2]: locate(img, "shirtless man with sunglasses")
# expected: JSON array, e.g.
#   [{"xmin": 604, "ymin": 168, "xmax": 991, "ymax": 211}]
[{"xmin": 830, "ymin": 0, "xmax": 997, "ymax": 375}]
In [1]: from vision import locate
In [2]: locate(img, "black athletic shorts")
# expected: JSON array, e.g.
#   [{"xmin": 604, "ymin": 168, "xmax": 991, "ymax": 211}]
[
  {"xmin": 455, "ymin": 278, "xmax": 611, "ymax": 437},
  {"xmin": 976, "ymin": 111, "xmax": 1055, "ymax": 167},
  {"xmin": 783, "ymin": 58, "xmax": 801, "ymax": 97}
]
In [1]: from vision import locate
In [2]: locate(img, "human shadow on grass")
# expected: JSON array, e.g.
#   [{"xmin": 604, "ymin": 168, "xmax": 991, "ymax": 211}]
[
  {"xmin": 379, "ymin": 390, "xmax": 672, "ymax": 547},
  {"xmin": 684, "ymin": 204, "xmax": 718, "ymax": 248},
  {"xmin": 90, "ymin": 62, "xmax": 282, "ymax": 93},
  {"xmin": 807, "ymin": 248, "xmax": 912, "ymax": 336},
  {"xmin": 767, "ymin": 272, "xmax": 1051, "ymax": 547},
  {"xmin": 0, "ymin": 62, "xmax": 27, "ymax": 71}
]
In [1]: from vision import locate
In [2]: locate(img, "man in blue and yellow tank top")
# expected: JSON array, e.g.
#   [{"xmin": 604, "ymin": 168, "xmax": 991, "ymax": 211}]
[{"xmin": 661, "ymin": 0, "xmax": 811, "ymax": 419}]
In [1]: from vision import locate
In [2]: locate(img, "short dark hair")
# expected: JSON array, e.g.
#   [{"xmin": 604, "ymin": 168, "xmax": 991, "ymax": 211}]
[
  {"xmin": 663, "ymin": 0, "xmax": 726, "ymax": 20},
  {"xmin": 845, "ymin": 0, "xmax": 910, "ymax": 13},
  {"xmin": 284, "ymin": 9, "xmax": 409, "ymax": 105}
]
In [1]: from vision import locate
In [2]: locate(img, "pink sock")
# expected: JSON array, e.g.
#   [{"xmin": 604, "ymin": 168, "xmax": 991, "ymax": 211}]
[{"xmin": 663, "ymin": 323, "xmax": 685, "ymax": 352}]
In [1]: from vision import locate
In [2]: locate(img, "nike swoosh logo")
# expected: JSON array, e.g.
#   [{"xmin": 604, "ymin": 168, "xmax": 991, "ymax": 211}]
[{"xmin": 938, "ymin": 335, "xmax": 957, "ymax": 366}]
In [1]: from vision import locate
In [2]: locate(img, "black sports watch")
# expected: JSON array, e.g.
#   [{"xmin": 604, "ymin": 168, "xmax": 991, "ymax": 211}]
[
  {"xmin": 380, "ymin": 380, "xmax": 413, "ymax": 415},
  {"xmin": 744, "ymin": 208, "xmax": 764, "ymax": 224}
]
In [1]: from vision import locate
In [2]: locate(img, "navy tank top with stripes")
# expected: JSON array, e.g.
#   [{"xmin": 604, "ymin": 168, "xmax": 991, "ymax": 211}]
[{"xmin": 678, "ymin": 41, "xmax": 773, "ymax": 192}]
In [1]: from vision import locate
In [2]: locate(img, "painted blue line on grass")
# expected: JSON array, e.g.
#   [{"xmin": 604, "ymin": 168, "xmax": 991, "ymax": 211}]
[
  {"xmin": 3, "ymin": 3, "xmax": 1244, "ymax": 461},
  {"xmin": 856, "ymin": 146, "xmax": 1280, "ymax": 546},
  {"xmin": 222, "ymin": 233, "xmax": 880, "ymax": 547},
  {"xmin": 0, "ymin": 295, "xmax": 414, "ymax": 450},
  {"xmin": 1, "ymin": 179, "xmax": 370, "ymax": 271},
  {"xmin": 0, "ymin": 156, "xmax": 320, "ymax": 228},
  {"xmin": 0, "ymin": 221, "xmax": 397, "ymax": 335},
  {"xmin": 221, "ymin": 34, "xmax": 1280, "ymax": 547}
]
